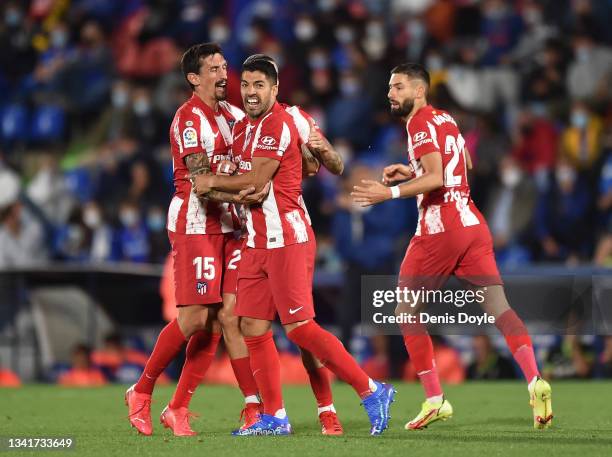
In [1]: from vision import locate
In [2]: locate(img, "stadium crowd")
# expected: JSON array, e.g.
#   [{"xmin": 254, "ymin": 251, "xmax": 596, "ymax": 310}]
[
  {"xmin": 0, "ymin": 0, "xmax": 611, "ymax": 382},
  {"xmin": 0, "ymin": 0, "xmax": 610, "ymax": 270}
]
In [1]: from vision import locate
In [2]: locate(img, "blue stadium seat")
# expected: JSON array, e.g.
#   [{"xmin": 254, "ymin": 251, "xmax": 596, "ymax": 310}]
[
  {"xmin": 30, "ymin": 105, "xmax": 66, "ymax": 143},
  {"xmin": 64, "ymin": 168, "xmax": 93, "ymax": 202},
  {"xmin": 0, "ymin": 103, "xmax": 29, "ymax": 142}
]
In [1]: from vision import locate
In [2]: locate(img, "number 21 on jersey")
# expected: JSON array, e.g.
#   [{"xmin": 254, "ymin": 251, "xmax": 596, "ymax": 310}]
[{"xmin": 444, "ymin": 133, "xmax": 466, "ymax": 187}]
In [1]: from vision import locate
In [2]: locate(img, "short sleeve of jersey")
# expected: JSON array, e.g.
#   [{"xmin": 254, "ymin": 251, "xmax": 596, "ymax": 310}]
[
  {"xmin": 252, "ymin": 114, "xmax": 292, "ymax": 161},
  {"xmin": 172, "ymin": 108, "xmax": 209, "ymax": 159},
  {"xmin": 224, "ymin": 102, "xmax": 246, "ymax": 123},
  {"xmin": 407, "ymin": 116, "xmax": 440, "ymax": 160}
]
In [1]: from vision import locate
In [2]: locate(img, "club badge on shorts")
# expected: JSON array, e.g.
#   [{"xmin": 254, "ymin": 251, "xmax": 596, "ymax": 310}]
[{"xmin": 196, "ymin": 281, "xmax": 208, "ymax": 295}]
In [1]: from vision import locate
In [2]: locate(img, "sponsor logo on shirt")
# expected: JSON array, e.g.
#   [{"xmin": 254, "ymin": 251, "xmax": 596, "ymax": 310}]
[
  {"xmin": 413, "ymin": 138, "xmax": 433, "ymax": 148},
  {"xmin": 212, "ymin": 153, "xmax": 232, "ymax": 163},
  {"xmin": 260, "ymin": 136, "xmax": 276, "ymax": 146},
  {"xmin": 413, "ymin": 131, "xmax": 428, "ymax": 142}
]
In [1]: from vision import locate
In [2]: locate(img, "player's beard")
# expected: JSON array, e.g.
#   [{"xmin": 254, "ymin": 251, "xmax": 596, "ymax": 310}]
[
  {"xmin": 390, "ymin": 97, "xmax": 414, "ymax": 118},
  {"xmin": 243, "ymin": 95, "xmax": 270, "ymax": 119},
  {"xmin": 214, "ymin": 79, "xmax": 227, "ymax": 101}
]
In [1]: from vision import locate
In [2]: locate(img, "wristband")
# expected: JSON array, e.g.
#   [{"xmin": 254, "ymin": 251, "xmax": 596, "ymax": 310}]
[{"xmin": 390, "ymin": 185, "xmax": 401, "ymax": 199}]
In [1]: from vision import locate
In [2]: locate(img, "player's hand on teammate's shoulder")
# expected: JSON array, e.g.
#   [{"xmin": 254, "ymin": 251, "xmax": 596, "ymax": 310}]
[
  {"xmin": 236, "ymin": 181, "xmax": 271, "ymax": 205},
  {"xmin": 382, "ymin": 163, "xmax": 414, "ymax": 185},
  {"xmin": 351, "ymin": 179, "xmax": 392, "ymax": 207},
  {"xmin": 306, "ymin": 117, "xmax": 327, "ymax": 153},
  {"xmin": 217, "ymin": 160, "xmax": 237, "ymax": 176}
]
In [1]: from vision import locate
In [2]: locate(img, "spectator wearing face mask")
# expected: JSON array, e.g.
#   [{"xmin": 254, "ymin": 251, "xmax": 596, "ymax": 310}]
[
  {"xmin": 60, "ymin": 20, "xmax": 114, "ymax": 115},
  {"xmin": 511, "ymin": 107, "xmax": 558, "ymax": 183},
  {"xmin": 146, "ymin": 205, "xmax": 170, "ymax": 264},
  {"xmin": 485, "ymin": 155, "xmax": 536, "ymax": 266},
  {"xmin": 54, "ymin": 206, "xmax": 91, "ymax": 262},
  {"xmin": 326, "ymin": 70, "xmax": 373, "ymax": 149},
  {"xmin": 115, "ymin": 200, "xmax": 150, "ymax": 263},
  {"xmin": 0, "ymin": 2, "xmax": 37, "ymax": 85},
  {"xmin": 0, "ymin": 168, "xmax": 48, "ymax": 269},
  {"xmin": 82, "ymin": 201, "xmax": 115, "ymax": 262},
  {"xmin": 560, "ymin": 101, "xmax": 603, "ymax": 172},
  {"xmin": 125, "ymin": 86, "xmax": 165, "ymax": 146},
  {"xmin": 567, "ymin": 31, "xmax": 612, "ymax": 101},
  {"xmin": 89, "ymin": 79, "xmax": 133, "ymax": 145},
  {"xmin": 28, "ymin": 21, "xmax": 76, "ymax": 97},
  {"xmin": 535, "ymin": 158, "xmax": 593, "ymax": 262}
]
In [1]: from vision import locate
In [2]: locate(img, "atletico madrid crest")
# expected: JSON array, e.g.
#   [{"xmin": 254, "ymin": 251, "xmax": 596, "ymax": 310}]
[{"xmin": 196, "ymin": 281, "xmax": 208, "ymax": 295}]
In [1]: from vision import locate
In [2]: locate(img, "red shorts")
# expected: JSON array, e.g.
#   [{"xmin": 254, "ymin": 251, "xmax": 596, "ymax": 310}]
[
  {"xmin": 399, "ymin": 223, "xmax": 502, "ymax": 289},
  {"xmin": 169, "ymin": 231, "xmax": 243, "ymax": 306},
  {"xmin": 235, "ymin": 240, "xmax": 316, "ymax": 325}
]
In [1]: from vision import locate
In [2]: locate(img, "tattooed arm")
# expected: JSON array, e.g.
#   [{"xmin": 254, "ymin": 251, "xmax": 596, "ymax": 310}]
[{"xmin": 185, "ymin": 153, "xmax": 239, "ymax": 203}]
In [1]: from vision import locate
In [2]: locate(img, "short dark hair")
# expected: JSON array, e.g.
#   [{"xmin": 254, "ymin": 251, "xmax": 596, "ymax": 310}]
[
  {"xmin": 391, "ymin": 62, "xmax": 430, "ymax": 87},
  {"xmin": 181, "ymin": 42, "xmax": 223, "ymax": 89},
  {"xmin": 242, "ymin": 54, "xmax": 278, "ymax": 85}
]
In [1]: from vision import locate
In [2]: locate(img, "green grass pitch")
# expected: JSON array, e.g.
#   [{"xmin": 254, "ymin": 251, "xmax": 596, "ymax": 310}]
[{"xmin": 2, "ymin": 381, "xmax": 612, "ymax": 457}]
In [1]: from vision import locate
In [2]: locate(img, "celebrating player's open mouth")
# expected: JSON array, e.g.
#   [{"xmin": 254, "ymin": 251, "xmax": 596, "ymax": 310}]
[
  {"xmin": 215, "ymin": 79, "xmax": 227, "ymax": 98},
  {"xmin": 244, "ymin": 96, "xmax": 261, "ymax": 111}
]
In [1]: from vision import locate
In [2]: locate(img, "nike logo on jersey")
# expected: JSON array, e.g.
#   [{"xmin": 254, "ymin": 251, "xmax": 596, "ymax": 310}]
[
  {"xmin": 288, "ymin": 306, "xmax": 303, "ymax": 315},
  {"xmin": 134, "ymin": 418, "xmax": 146, "ymax": 423}
]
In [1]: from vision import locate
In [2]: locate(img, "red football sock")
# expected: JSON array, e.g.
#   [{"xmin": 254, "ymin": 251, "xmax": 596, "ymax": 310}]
[
  {"xmin": 307, "ymin": 366, "xmax": 333, "ymax": 408},
  {"xmin": 287, "ymin": 322, "xmax": 371, "ymax": 398},
  {"xmin": 135, "ymin": 319, "xmax": 186, "ymax": 395},
  {"xmin": 244, "ymin": 331, "xmax": 283, "ymax": 415},
  {"xmin": 169, "ymin": 331, "xmax": 221, "ymax": 409},
  {"xmin": 230, "ymin": 356, "xmax": 259, "ymax": 398},
  {"xmin": 496, "ymin": 309, "xmax": 540, "ymax": 381},
  {"xmin": 400, "ymin": 321, "xmax": 443, "ymax": 398}
]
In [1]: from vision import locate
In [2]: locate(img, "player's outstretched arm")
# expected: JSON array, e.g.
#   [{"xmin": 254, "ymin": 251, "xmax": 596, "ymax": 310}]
[
  {"xmin": 351, "ymin": 151, "xmax": 443, "ymax": 207},
  {"xmin": 305, "ymin": 118, "xmax": 344, "ymax": 175},
  {"xmin": 193, "ymin": 156, "xmax": 279, "ymax": 196},
  {"xmin": 185, "ymin": 152, "xmax": 240, "ymax": 204},
  {"xmin": 382, "ymin": 163, "xmax": 414, "ymax": 185}
]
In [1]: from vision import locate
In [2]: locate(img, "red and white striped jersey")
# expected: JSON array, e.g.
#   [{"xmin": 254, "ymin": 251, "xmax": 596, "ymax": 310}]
[
  {"xmin": 406, "ymin": 105, "xmax": 485, "ymax": 236},
  {"xmin": 231, "ymin": 102, "xmax": 314, "ymax": 249},
  {"xmin": 167, "ymin": 94, "xmax": 244, "ymax": 235}
]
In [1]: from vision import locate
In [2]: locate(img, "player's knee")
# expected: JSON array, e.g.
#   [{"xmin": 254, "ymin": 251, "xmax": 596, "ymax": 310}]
[
  {"xmin": 239, "ymin": 318, "xmax": 257, "ymax": 336},
  {"xmin": 218, "ymin": 307, "xmax": 238, "ymax": 330},
  {"xmin": 284, "ymin": 320, "xmax": 310, "ymax": 339},
  {"xmin": 178, "ymin": 307, "xmax": 209, "ymax": 337}
]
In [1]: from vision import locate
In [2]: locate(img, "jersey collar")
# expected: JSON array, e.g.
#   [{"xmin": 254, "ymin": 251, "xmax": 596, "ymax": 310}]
[
  {"xmin": 409, "ymin": 104, "xmax": 432, "ymax": 121},
  {"xmin": 190, "ymin": 93, "xmax": 219, "ymax": 117}
]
